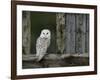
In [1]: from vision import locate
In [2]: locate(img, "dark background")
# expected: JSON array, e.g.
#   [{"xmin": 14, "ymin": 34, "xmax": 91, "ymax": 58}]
[{"xmin": 30, "ymin": 12, "xmax": 57, "ymax": 54}]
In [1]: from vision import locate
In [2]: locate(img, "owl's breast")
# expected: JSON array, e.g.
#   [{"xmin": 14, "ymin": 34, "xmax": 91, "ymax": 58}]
[{"xmin": 36, "ymin": 37, "xmax": 50, "ymax": 48}]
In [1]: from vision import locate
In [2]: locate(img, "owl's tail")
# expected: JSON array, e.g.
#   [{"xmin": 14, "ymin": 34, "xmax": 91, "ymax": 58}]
[{"xmin": 36, "ymin": 54, "xmax": 45, "ymax": 62}]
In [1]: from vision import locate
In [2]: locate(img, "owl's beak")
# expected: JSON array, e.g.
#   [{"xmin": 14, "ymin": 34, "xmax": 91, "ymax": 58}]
[{"xmin": 44, "ymin": 38, "xmax": 48, "ymax": 40}]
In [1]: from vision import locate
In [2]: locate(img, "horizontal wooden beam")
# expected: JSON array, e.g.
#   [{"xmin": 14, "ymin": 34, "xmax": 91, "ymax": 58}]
[{"xmin": 22, "ymin": 53, "xmax": 89, "ymax": 61}]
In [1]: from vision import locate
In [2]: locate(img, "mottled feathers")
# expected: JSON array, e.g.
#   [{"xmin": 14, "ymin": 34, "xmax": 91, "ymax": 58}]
[{"xmin": 36, "ymin": 29, "xmax": 51, "ymax": 61}]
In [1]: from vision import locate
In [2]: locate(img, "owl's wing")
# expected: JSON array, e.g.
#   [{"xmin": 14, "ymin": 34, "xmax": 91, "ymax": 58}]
[{"xmin": 36, "ymin": 37, "xmax": 50, "ymax": 62}]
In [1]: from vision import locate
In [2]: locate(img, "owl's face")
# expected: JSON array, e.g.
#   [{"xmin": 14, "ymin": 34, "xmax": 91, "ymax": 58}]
[{"xmin": 40, "ymin": 29, "xmax": 51, "ymax": 39}]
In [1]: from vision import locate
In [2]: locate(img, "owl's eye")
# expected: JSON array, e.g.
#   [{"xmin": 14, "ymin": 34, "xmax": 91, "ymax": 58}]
[
  {"xmin": 46, "ymin": 33, "xmax": 48, "ymax": 35},
  {"xmin": 43, "ymin": 33, "xmax": 45, "ymax": 34}
]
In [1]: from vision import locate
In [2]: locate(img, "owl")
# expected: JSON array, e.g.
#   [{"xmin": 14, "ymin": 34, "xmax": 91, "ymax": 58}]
[{"xmin": 36, "ymin": 29, "xmax": 51, "ymax": 62}]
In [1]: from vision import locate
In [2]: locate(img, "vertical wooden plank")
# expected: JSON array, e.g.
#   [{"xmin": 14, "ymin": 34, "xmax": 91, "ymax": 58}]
[
  {"xmin": 22, "ymin": 11, "xmax": 31, "ymax": 54},
  {"xmin": 65, "ymin": 14, "xmax": 75, "ymax": 54},
  {"xmin": 75, "ymin": 14, "xmax": 83, "ymax": 54},
  {"xmin": 85, "ymin": 14, "xmax": 89, "ymax": 53},
  {"xmin": 65, "ymin": 14, "xmax": 71, "ymax": 54},
  {"xmin": 69, "ymin": 14, "xmax": 76, "ymax": 54},
  {"xmin": 75, "ymin": 14, "xmax": 87, "ymax": 54},
  {"xmin": 81, "ymin": 14, "xmax": 86, "ymax": 54},
  {"xmin": 56, "ymin": 13, "xmax": 66, "ymax": 54},
  {"xmin": 65, "ymin": 13, "xmax": 88, "ymax": 54}
]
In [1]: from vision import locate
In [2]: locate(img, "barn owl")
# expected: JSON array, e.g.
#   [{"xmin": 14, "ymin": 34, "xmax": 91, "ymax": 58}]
[{"xmin": 36, "ymin": 29, "xmax": 51, "ymax": 62}]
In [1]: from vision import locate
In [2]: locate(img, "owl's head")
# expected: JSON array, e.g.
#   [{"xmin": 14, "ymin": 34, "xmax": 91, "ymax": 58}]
[{"xmin": 40, "ymin": 29, "xmax": 51, "ymax": 39}]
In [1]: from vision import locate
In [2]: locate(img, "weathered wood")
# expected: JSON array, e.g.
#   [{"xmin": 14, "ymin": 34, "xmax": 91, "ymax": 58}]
[
  {"xmin": 22, "ymin": 53, "xmax": 89, "ymax": 61},
  {"xmin": 85, "ymin": 15, "xmax": 89, "ymax": 53},
  {"xmin": 75, "ymin": 14, "xmax": 83, "ymax": 54},
  {"xmin": 22, "ymin": 11, "xmax": 31, "ymax": 54},
  {"xmin": 75, "ymin": 14, "xmax": 87, "ymax": 54},
  {"xmin": 22, "ymin": 54, "xmax": 36, "ymax": 61},
  {"xmin": 65, "ymin": 13, "xmax": 89, "ymax": 54},
  {"xmin": 65, "ymin": 14, "xmax": 76, "ymax": 54},
  {"xmin": 65, "ymin": 14, "xmax": 71, "ymax": 53},
  {"xmin": 61, "ymin": 53, "xmax": 89, "ymax": 59},
  {"xmin": 56, "ymin": 13, "xmax": 66, "ymax": 54},
  {"xmin": 81, "ymin": 14, "xmax": 86, "ymax": 53}
]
